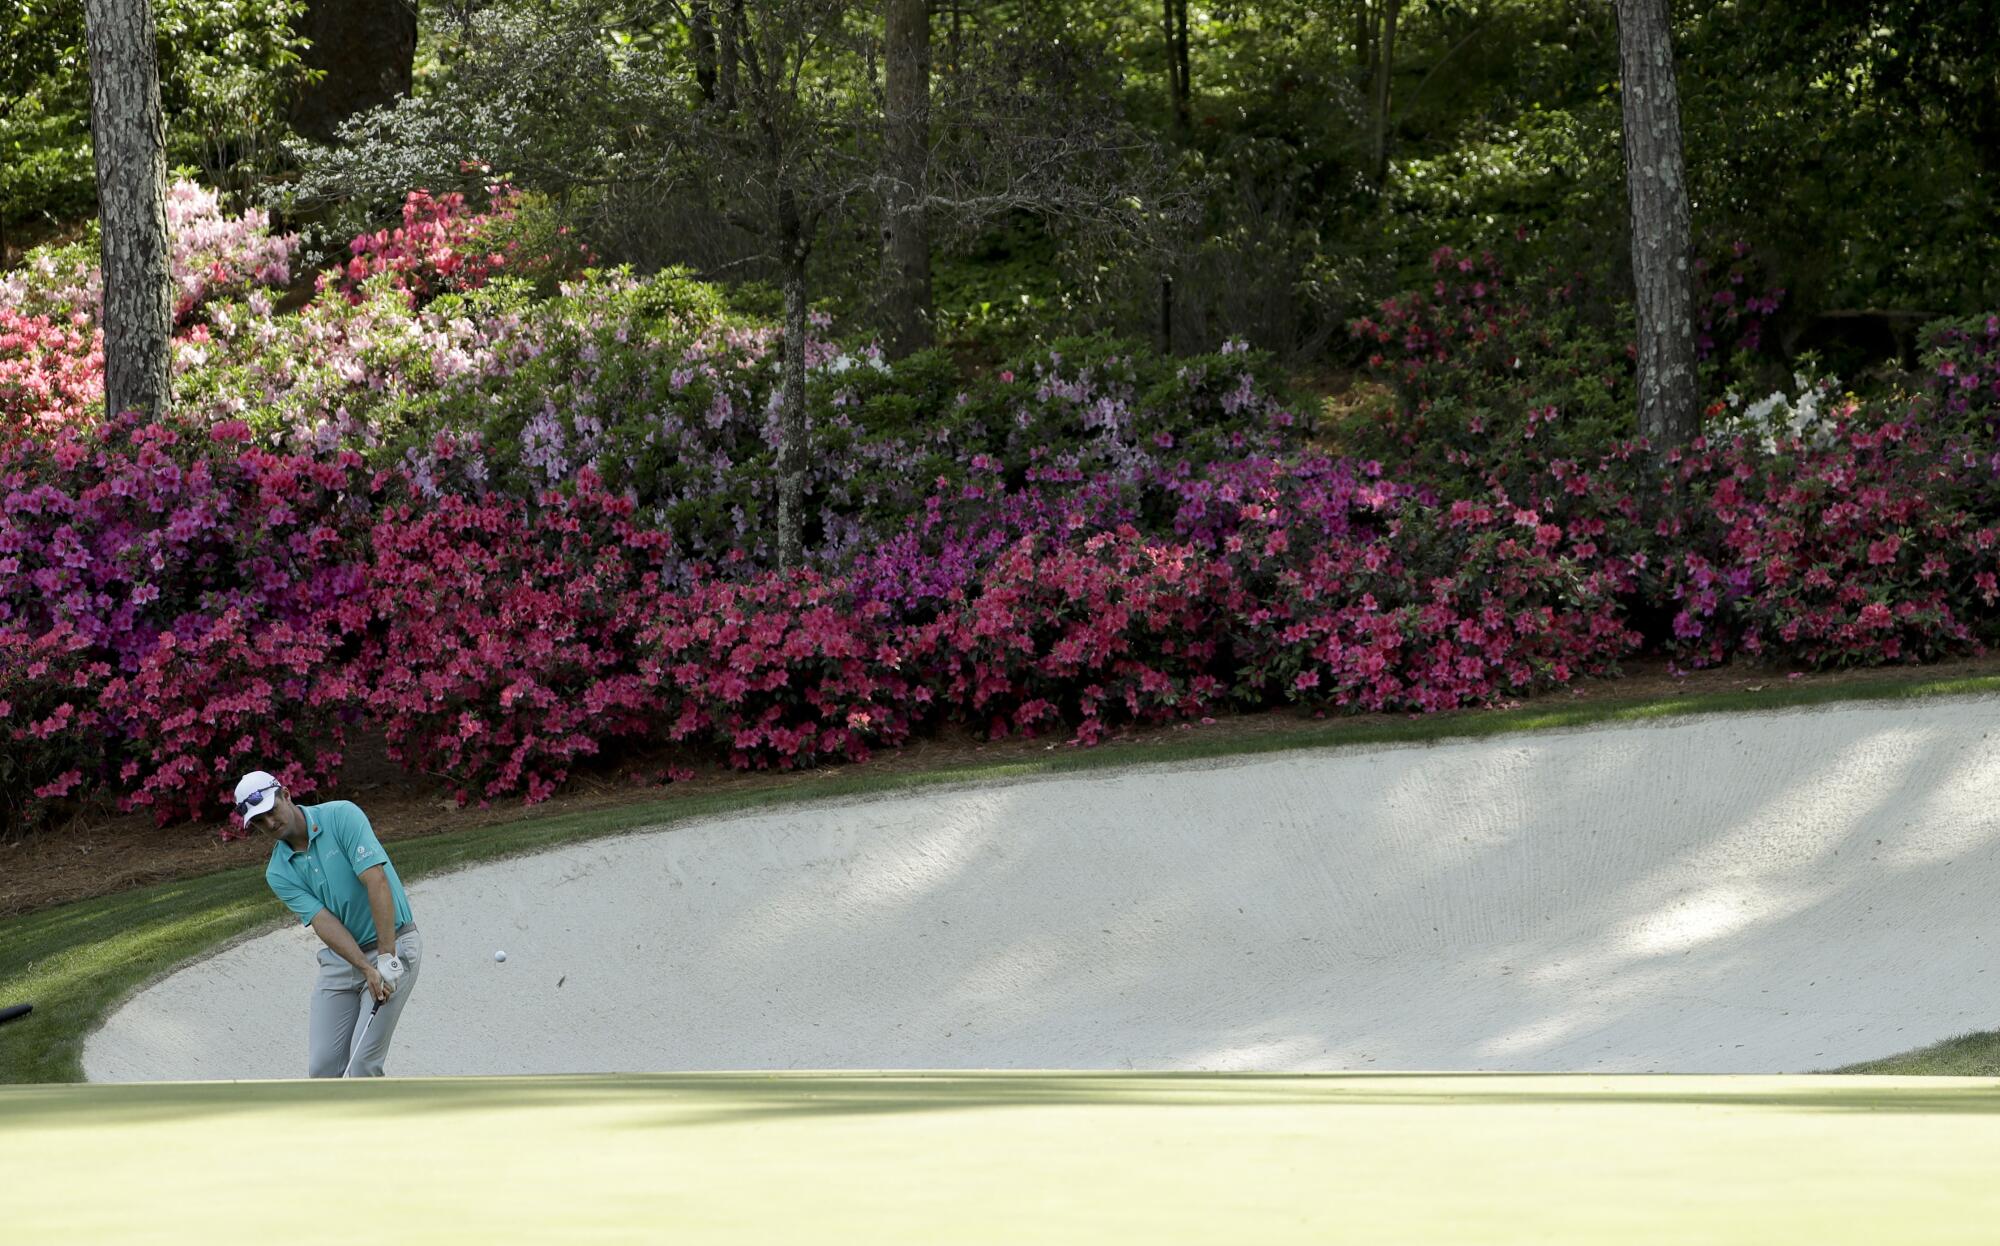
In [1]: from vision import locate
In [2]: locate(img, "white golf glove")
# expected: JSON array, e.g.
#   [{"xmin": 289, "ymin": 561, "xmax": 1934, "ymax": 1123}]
[{"xmin": 372, "ymin": 952, "xmax": 407, "ymax": 996}]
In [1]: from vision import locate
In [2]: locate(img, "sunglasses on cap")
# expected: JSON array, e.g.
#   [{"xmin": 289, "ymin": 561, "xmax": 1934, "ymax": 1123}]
[{"xmin": 234, "ymin": 784, "xmax": 280, "ymax": 819}]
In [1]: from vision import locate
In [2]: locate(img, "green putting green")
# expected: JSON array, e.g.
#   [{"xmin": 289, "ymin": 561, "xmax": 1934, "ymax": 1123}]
[{"xmin": 4, "ymin": 1072, "xmax": 1999, "ymax": 1242}]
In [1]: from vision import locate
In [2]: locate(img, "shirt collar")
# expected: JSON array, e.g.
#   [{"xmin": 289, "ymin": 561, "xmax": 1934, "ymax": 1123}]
[{"xmin": 276, "ymin": 808, "xmax": 322, "ymax": 861}]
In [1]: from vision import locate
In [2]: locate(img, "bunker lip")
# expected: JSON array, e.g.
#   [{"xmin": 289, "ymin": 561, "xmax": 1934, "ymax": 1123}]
[{"xmin": 83, "ymin": 697, "xmax": 2000, "ymax": 1081}]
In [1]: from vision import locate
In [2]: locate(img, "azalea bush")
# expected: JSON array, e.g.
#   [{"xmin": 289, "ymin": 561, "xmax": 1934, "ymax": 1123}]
[
  {"xmin": 0, "ymin": 413, "xmax": 375, "ymax": 827},
  {"xmin": 1157, "ymin": 455, "xmax": 1640, "ymax": 712},
  {"xmin": 0, "ymin": 308, "xmax": 102, "ymax": 441},
  {"xmin": 637, "ymin": 573, "xmax": 919, "ymax": 769},
  {"xmin": 1920, "ymin": 313, "xmax": 2000, "ymax": 437},
  {"xmin": 908, "ymin": 526, "xmax": 1237, "ymax": 743},
  {"xmin": 11, "ymin": 177, "xmax": 2000, "ymax": 834},
  {"xmin": 1655, "ymin": 407, "xmax": 2000, "ymax": 669},
  {"xmin": 0, "ymin": 622, "xmax": 112, "ymax": 835},
  {"xmin": 336, "ymin": 187, "xmax": 593, "ymax": 306},
  {"xmin": 0, "ymin": 180, "xmax": 297, "ymax": 328},
  {"xmin": 361, "ymin": 470, "xmax": 672, "ymax": 804}
]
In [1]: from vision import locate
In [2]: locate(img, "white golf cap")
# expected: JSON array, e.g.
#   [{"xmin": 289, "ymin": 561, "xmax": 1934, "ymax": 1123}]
[{"xmin": 232, "ymin": 770, "xmax": 282, "ymax": 826}]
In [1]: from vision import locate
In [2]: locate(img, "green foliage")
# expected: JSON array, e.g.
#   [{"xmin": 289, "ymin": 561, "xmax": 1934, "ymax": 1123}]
[
  {"xmin": 0, "ymin": 0, "xmax": 307, "ymax": 232},
  {"xmin": 932, "ymin": 221, "xmax": 1068, "ymax": 359}
]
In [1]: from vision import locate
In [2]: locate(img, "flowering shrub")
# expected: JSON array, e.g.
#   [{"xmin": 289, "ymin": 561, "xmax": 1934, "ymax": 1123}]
[
  {"xmin": 361, "ymin": 470, "xmax": 672, "ymax": 804},
  {"xmin": 1655, "ymin": 407, "xmax": 2000, "ymax": 669},
  {"xmin": 1343, "ymin": 245, "xmax": 1635, "ymax": 474},
  {"xmin": 1341, "ymin": 240, "xmax": 1786, "ymax": 490},
  {"xmin": 637, "ymin": 573, "xmax": 918, "ymax": 768},
  {"xmin": 0, "ymin": 308, "xmax": 103, "ymax": 441},
  {"xmin": 101, "ymin": 608, "xmax": 357, "ymax": 826},
  {"xmin": 0, "ymin": 414, "xmax": 375, "ymax": 825},
  {"xmin": 1919, "ymin": 313, "xmax": 2000, "ymax": 434},
  {"xmin": 0, "ymin": 180, "xmax": 297, "ymax": 328},
  {"xmin": 1706, "ymin": 370, "xmax": 1843, "ymax": 454},
  {"xmin": 908, "ymin": 527, "xmax": 1237, "ymax": 744},
  {"xmin": 1692, "ymin": 242, "xmax": 1785, "ymax": 363},
  {"xmin": 0, "ymin": 622, "xmax": 112, "ymax": 836},
  {"xmin": 1158, "ymin": 455, "xmax": 1640, "ymax": 712},
  {"xmin": 337, "ymin": 188, "xmax": 592, "ymax": 306},
  {"xmin": 12, "ymin": 177, "xmax": 2000, "ymax": 831}
]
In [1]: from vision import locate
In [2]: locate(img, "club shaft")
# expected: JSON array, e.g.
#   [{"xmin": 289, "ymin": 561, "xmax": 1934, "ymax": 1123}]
[{"xmin": 343, "ymin": 998, "xmax": 382, "ymax": 1078}]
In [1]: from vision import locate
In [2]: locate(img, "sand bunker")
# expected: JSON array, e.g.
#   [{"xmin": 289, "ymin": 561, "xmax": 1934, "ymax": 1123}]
[{"xmin": 84, "ymin": 697, "xmax": 2000, "ymax": 1080}]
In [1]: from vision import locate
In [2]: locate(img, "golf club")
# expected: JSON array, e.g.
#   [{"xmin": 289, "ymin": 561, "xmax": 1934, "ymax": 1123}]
[
  {"xmin": 341, "ymin": 994, "xmax": 384, "ymax": 1078},
  {"xmin": 0, "ymin": 1003, "xmax": 32, "ymax": 1026}
]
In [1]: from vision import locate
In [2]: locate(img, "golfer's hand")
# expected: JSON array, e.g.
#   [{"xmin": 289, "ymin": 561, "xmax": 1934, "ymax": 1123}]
[
  {"xmin": 363, "ymin": 966, "xmax": 395, "ymax": 1003},
  {"xmin": 375, "ymin": 952, "xmax": 407, "ymax": 988}
]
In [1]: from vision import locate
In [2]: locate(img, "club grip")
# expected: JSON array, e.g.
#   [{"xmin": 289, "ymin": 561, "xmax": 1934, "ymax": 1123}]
[{"xmin": 0, "ymin": 1003, "xmax": 32, "ymax": 1026}]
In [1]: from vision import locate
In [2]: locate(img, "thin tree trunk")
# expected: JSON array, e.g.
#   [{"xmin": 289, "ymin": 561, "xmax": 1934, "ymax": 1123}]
[
  {"xmin": 1355, "ymin": 0, "xmax": 1374, "ymax": 70},
  {"xmin": 1615, "ymin": 0, "xmax": 1697, "ymax": 450},
  {"xmin": 691, "ymin": 0, "xmax": 718, "ymax": 102},
  {"xmin": 1163, "ymin": 0, "xmax": 1191, "ymax": 133},
  {"xmin": 879, "ymin": 0, "xmax": 933, "ymax": 357},
  {"xmin": 1159, "ymin": 0, "xmax": 1188, "ymax": 353},
  {"xmin": 1369, "ymin": 0, "xmax": 1401, "ymax": 182},
  {"xmin": 1173, "ymin": 0, "xmax": 1191, "ymax": 129},
  {"xmin": 777, "ymin": 216, "xmax": 810, "ymax": 571},
  {"xmin": 83, "ymin": 0, "xmax": 172, "ymax": 421},
  {"xmin": 719, "ymin": 0, "xmax": 742, "ymax": 110}
]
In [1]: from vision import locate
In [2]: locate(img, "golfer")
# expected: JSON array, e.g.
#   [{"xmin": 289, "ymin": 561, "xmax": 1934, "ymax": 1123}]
[{"xmin": 234, "ymin": 770, "xmax": 422, "ymax": 1077}]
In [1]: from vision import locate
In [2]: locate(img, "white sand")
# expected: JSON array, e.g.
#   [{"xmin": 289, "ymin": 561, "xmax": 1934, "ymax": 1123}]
[{"xmin": 83, "ymin": 697, "xmax": 2000, "ymax": 1080}]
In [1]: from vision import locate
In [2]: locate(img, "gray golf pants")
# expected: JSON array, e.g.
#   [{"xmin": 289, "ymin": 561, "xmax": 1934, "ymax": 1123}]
[{"xmin": 308, "ymin": 925, "xmax": 422, "ymax": 1078}]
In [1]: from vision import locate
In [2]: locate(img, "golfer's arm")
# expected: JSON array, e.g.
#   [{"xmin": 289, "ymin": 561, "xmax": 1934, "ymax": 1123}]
[
  {"xmin": 360, "ymin": 866, "xmax": 398, "ymax": 959},
  {"xmin": 310, "ymin": 911, "xmax": 372, "ymax": 973}
]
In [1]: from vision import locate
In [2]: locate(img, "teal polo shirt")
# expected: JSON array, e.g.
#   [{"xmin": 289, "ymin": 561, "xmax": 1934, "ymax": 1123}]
[{"xmin": 265, "ymin": 801, "xmax": 413, "ymax": 949}]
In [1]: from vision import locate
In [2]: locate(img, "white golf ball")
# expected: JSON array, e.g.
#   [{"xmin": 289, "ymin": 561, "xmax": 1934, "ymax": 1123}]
[{"xmin": 494, "ymin": 950, "xmax": 507, "ymax": 963}]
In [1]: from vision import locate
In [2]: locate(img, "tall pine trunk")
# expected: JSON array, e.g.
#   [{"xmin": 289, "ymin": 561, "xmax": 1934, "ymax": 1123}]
[
  {"xmin": 879, "ymin": 0, "xmax": 933, "ymax": 357},
  {"xmin": 1615, "ymin": 0, "xmax": 1697, "ymax": 450},
  {"xmin": 1369, "ymin": 0, "xmax": 1401, "ymax": 182},
  {"xmin": 83, "ymin": 0, "xmax": 172, "ymax": 421},
  {"xmin": 777, "ymin": 216, "xmax": 810, "ymax": 570}
]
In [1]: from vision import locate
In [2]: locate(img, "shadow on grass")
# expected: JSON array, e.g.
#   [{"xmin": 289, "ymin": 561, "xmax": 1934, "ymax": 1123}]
[{"xmin": 5, "ymin": 1073, "xmax": 2000, "ymax": 1131}]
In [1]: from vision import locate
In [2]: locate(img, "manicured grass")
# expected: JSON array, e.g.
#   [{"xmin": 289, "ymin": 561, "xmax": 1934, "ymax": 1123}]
[
  {"xmin": 1835, "ymin": 1032, "xmax": 2000, "ymax": 1076},
  {"xmin": 5, "ymin": 1072, "xmax": 2000, "ymax": 1243},
  {"xmin": 5, "ymin": 671, "xmax": 2000, "ymax": 1085}
]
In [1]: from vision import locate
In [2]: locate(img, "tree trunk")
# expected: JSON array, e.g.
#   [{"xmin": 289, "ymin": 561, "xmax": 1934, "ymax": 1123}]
[
  {"xmin": 83, "ymin": 0, "xmax": 172, "ymax": 421},
  {"xmin": 1615, "ymin": 0, "xmax": 1698, "ymax": 450},
  {"xmin": 1158, "ymin": 0, "xmax": 1188, "ymax": 352},
  {"xmin": 1163, "ymin": 0, "xmax": 1191, "ymax": 133},
  {"xmin": 691, "ymin": 1, "xmax": 718, "ymax": 103},
  {"xmin": 289, "ymin": 0, "xmax": 419, "ymax": 143},
  {"xmin": 777, "ymin": 222, "xmax": 810, "ymax": 571},
  {"xmin": 719, "ymin": 0, "xmax": 742, "ymax": 110},
  {"xmin": 879, "ymin": 0, "xmax": 933, "ymax": 357},
  {"xmin": 1369, "ymin": 0, "xmax": 1400, "ymax": 181}
]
